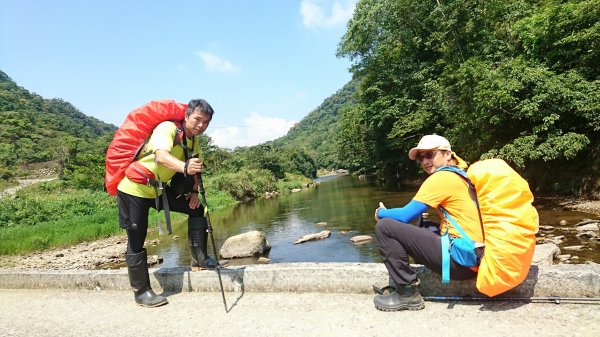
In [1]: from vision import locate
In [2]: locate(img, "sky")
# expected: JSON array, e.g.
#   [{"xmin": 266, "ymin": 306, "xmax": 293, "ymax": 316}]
[{"xmin": 0, "ymin": 0, "xmax": 357, "ymax": 149}]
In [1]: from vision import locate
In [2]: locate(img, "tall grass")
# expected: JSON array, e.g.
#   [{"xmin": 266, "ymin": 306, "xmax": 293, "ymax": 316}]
[
  {"xmin": 0, "ymin": 180, "xmax": 17, "ymax": 191},
  {"xmin": 0, "ymin": 208, "xmax": 119, "ymax": 254},
  {"xmin": 0, "ymin": 181, "xmax": 118, "ymax": 255},
  {"xmin": 276, "ymin": 172, "xmax": 313, "ymax": 191},
  {"xmin": 207, "ymin": 168, "xmax": 278, "ymax": 200},
  {"xmin": 0, "ymin": 182, "xmax": 115, "ymax": 228}
]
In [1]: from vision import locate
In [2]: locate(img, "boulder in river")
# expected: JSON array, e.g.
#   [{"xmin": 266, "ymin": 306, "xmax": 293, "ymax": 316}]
[
  {"xmin": 350, "ymin": 235, "xmax": 373, "ymax": 244},
  {"xmin": 575, "ymin": 231, "xmax": 597, "ymax": 240},
  {"xmin": 293, "ymin": 230, "xmax": 331, "ymax": 244},
  {"xmin": 575, "ymin": 221, "xmax": 599, "ymax": 232},
  {"xmin": 220, "ymin": 230, "xmax": 271, "ymax": 259}
]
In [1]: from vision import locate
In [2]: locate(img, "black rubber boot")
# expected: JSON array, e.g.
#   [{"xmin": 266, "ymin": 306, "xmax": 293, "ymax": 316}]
[
  {"xmin": 374, "ymin": 280, "xmax": 425, "ymax": 311},
  {"xmin": 188, "ymin": 217, "xmax": 217, "ymax": 270},
  {"xmin": 125, "ymin": 249, "xmax": 168, "ymax": 308}
]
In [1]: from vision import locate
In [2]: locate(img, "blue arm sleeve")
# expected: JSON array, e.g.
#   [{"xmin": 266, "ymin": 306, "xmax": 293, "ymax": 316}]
[{"xmin": 377, "ymin": 200, "xmax": 428, "ymax": 223}]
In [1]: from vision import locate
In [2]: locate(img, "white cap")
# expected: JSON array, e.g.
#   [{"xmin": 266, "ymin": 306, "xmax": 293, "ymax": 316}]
[{"xmin": 408, "ymin": 135, "xmax": 452, "ymax": 160}]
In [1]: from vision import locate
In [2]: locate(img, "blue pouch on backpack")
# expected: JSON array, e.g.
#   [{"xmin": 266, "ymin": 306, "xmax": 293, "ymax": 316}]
[
  {"xmin": 449, "ymin": 236, "xmax": 477, "ymax": 267},
  {"xmin": 440, "ymin": 208, "xmax": 478, "ymax": 267},
  {"xmin": 440, "ymin": 215, "xmax": 479, "ymax": 283}
]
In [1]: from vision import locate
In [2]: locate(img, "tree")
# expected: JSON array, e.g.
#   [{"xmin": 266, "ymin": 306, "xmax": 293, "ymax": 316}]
[{"xmin": 337, "ymin": 0, "xmax": 600, "ymax": 196}]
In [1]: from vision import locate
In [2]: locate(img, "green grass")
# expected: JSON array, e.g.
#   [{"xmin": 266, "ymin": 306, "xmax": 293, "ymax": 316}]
[
  {"xmin": 0, "ymin": 207, "xmax": 120, "ymax": 254},
  {"xmin": 0, "ymin": 180, "xmax": 18, "ymax": 191},
  {"xmin": 0, "ymin": 181, "xmax": 119, "ymax": 255},
  {"xmin": 276, "ymin": 172, "xmax": 313, "ymax": 192},
  {"xmin": 202, "ymin": 189, "xmax": 238, "ymax": 212}
]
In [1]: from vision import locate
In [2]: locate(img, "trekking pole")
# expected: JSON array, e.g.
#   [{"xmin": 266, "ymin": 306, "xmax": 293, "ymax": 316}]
[
  {"xmin": 423, "ymin": 296, "xmax": 600, "ymax": 304},
  {"xmin": 197, "ymin": 173, "xmax": 228, "ymax": 313}
]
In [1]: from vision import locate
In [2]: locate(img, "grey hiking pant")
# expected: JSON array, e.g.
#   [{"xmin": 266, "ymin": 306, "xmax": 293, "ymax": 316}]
[{"xmin": 375, "ymin": 218, "xmax": 480, "ymax": 285}]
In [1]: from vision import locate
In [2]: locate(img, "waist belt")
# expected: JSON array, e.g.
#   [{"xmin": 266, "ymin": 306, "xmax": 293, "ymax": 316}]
[{"xmin": 124, "ymin": 161, "xmax": 173, "ymax": 235}]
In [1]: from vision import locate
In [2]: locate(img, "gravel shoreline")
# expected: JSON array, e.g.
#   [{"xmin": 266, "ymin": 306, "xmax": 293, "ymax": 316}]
[{"xmin": 549, "ymin": 198, "xmax": 600, "ymax": 216}]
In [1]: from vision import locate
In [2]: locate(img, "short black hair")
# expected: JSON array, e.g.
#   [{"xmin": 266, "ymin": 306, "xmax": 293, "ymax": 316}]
[{"xmin": 186, "ymin": 99, "xmax": 214, "ymax": 119}]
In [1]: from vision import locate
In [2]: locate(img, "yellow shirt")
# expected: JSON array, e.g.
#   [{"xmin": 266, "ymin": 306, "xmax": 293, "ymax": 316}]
[
  {"xmin": 117, "ymin": 121, "xmax": 201, "ymax": 198},
  {"xmin": 413, "ymin": 171, "xmax": 483, "ymax": 243}
]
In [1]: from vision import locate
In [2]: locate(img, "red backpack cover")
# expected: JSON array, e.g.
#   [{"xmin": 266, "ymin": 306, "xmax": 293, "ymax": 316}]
[{"xmin": 105, "ymin": 100, "xmax": 188, "ymax": 195}]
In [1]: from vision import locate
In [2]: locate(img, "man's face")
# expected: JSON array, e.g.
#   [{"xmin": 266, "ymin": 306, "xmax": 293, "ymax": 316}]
[
  {"xmin": 417, "ymin": 150, "xmax": 451, "ymax": 175},
  {"xmin": 184, "ymin": 108, "xmax": 211, "ymax": 136}
]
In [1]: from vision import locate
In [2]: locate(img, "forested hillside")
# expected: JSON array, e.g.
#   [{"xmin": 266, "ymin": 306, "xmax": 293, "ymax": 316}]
[
  {"xmin": 0, "ymin": 70, "xmax": 116, "ymax": 180},
  {"xmin": 270, "ymin": 79, "xmax": 358, "ymax": 169},
  {"xmin": 336, "ymin": 0, "xmax": 600, "ymax": 196}
]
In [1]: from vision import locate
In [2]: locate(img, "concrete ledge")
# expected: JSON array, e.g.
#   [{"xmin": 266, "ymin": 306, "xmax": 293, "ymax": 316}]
[{"xmin": 1, "ymin": 262, "xmax": 598, "ymax": 297}]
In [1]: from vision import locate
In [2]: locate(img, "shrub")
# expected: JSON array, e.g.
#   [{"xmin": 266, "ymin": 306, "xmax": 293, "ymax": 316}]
[
  {"xmin": 206, "ymin": 169, "xmax": 277, "ymax": 201},
  {"xmin": 0, "ymin": 182, "xmax": 115, "ymax": 228}
]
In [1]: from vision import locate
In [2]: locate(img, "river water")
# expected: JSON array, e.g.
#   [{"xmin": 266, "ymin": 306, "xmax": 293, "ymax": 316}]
[{"xmin": 147, "ymin": 175, "xmax": 599, "ymax": 268}]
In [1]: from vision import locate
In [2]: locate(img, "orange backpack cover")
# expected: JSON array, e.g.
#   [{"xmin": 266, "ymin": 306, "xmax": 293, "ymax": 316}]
[
  {"xmin": 467, "ymin": 159, "xmax": 539, "ymax": 296},
  {"xmin": 105, "ymin": 100, "xmax": 187, "ymax": 196}
]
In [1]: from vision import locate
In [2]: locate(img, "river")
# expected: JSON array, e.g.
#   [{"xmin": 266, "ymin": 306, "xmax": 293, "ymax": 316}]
[{"xmin": 147, "ymin": 175, "xmax": 599, "ymax": 268}]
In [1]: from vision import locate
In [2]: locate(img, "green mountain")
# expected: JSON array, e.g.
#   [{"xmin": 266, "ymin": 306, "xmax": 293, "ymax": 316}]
[
  {"xmin": 269, "ymin": 79, "xmax": 358, "ymax": 169},
  {"xmin": 0, "ymin": 70, "xmax": 116, "ymax": 173}
]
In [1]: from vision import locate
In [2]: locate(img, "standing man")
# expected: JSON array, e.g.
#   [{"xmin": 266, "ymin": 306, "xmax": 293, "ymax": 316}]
[{"xmin": 116, "ymin": 99, "xmax": 218, "ymax": 307}]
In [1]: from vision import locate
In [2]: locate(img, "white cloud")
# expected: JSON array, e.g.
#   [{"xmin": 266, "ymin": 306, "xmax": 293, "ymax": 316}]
[
  {"xmin": 197, "ymin": 51, "xmax": 239, "ymax": 73},
  {"xmin": 300, "ymin": 0, "xmax": 356, "ymax": 29},
  {"xmin": 208, "ymin": 112, "xmax": 297, "ymax": 149}
]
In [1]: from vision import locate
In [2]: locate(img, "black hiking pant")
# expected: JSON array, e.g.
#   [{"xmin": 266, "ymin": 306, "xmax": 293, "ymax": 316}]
[
  {"xmin": 375, "ymin": 218, "xmax": 480, "ymax": 285},
  {"xmin": 117, "ymin": 185, "xmax": 204, "ymax": 254}
]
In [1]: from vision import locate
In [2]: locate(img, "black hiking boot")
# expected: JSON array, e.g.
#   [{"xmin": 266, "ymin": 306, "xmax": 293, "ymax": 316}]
[
  {"xmin": 125, "ymin": 249, "xmax": 168, "ymax": 308},
  {"xmin": 374, "ymin": 280, "xmax": 425, "ymax": 312},
  {"xmin": 188, "ymin": 217, "xmax": 219, "ymax": 270}
]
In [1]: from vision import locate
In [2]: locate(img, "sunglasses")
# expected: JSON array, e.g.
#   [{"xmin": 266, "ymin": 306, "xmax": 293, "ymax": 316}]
[{"xmin": 416, "ymin": 151, "xmax": 439, "ymax": 162}]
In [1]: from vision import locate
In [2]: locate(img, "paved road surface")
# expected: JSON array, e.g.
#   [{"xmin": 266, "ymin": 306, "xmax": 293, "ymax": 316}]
[{"xmin": 1, "ymin": 289, "xmax": 598, "ymax": 336}]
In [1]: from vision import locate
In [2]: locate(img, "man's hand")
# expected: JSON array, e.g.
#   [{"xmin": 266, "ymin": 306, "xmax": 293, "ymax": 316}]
[
  {"xmin": 155, "ymin": 149, "xmax": 204, "ymax": 175},
  {"xmin": 186, "ymin": 192, "xmax": 201, "ymax": 209},
  {"xmin": 375, "ymin": 202, "xmax": 386, "ymax": 221},
  {"xmin": 185, "ymin": 158, "xmax": 204, "ymax": 175}
]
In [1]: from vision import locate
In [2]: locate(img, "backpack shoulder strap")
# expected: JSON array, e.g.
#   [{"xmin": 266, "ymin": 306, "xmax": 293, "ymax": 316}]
[
  {"xmin": 436, "ymin": 165, "xmax": 478, "ymax": 207},
  {"xmin": 439, "ymin": 207, "xmax": 472, "ymax": 240},
  {"xmin": 172, "ymin": 121, "xmax": 184, "ymax": 144},
  {"xmin": 436, "ymin": 165, "xmax": 469, "ymax": 182},
  {"xmin": 436, "ymin": 165, "xmax": 485, "ymax": 240},
  {"xmin": 172, "ymin": 120, "xmax": 195, "ymax": 161}
]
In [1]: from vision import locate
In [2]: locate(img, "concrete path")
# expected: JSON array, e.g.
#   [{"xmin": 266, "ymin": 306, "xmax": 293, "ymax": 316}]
[
  {"xmin": 1, "ymin": 288, "xmax": 599, "ymax": 337},
  {"xmin": 1, "ymin": 262, "xmax": 599, "ymax": 336}
]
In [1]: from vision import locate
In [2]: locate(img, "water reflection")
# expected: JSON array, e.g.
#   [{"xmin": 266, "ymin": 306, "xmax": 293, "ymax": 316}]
[{"xmin": 147, "ymin": 175, "xmax": 599, "ymax": 268}]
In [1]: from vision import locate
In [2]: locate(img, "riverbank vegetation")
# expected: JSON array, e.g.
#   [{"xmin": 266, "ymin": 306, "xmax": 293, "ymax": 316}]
[
  {"xmin": 1, "ymin": 0, "xmax": 598, "ymax": 254},
  {"xmin": 336, "ymin": 0, "xmax": 599, "ymax": 197}
]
